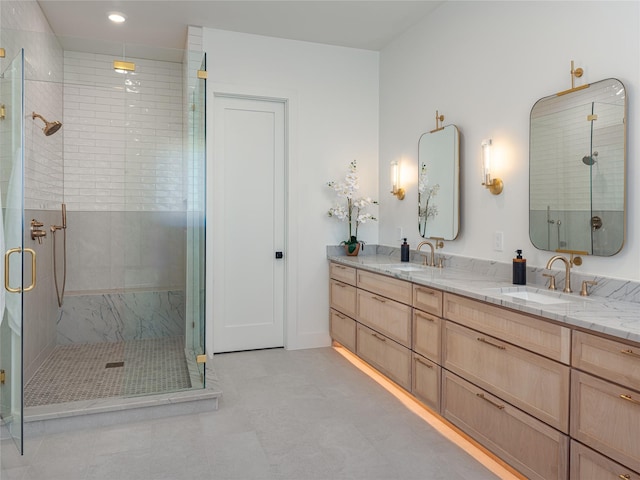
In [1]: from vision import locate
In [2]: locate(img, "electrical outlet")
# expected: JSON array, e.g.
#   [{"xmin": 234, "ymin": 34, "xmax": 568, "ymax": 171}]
[
  {"xmin": 494, "ymin": 231, "xmax": 504, "ymax": 251},
  {"xmin": 397, "ymin": 227, "xmax": 403, "ymax": 240}
]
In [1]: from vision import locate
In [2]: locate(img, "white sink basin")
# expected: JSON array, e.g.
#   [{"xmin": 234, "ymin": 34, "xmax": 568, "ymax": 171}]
[
  {"xmin": 485, "ymin": 286, "xmax": 577, "ymax": 305},
  {"xmin": 388, "ymin": 265, "xmax": 427, "ymax": 272}
]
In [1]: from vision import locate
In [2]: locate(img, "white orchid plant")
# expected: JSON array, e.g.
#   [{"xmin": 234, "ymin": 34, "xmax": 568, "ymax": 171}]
[
  {"xmin": 418, "ymin": 163, "xmax": 440, "ymax": 237},
  {"xmin": 327, "ymin": 160, "xmax": 378, "ymax": 254}
]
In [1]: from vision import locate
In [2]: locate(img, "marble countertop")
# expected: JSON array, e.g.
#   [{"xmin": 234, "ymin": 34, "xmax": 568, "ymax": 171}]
[{"xmin": 328, "ymin": 253, "xmax": 640, "ymax": 345}]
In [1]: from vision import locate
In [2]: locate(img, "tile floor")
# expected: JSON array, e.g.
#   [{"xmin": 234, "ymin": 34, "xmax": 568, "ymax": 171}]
[{"xmin": 2, "ymin": 347, "xmax": 509, "ymax": 479}]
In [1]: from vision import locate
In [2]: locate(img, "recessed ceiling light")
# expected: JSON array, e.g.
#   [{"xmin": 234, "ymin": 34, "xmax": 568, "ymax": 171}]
[{"xmin": 108, "ymin": 12, "xmax": 126, "ymax": 23}]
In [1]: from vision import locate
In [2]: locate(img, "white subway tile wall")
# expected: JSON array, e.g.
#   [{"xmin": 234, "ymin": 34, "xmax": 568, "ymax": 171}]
[{"xmin": 63, "ymin": 51, "xmax": 184, "ymax": 212}]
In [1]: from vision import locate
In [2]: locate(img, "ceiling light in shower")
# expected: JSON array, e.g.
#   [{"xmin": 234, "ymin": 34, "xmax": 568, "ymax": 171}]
[{"xmin": 108, "ymin": 12, "xmax": 126, "ymax": 23}]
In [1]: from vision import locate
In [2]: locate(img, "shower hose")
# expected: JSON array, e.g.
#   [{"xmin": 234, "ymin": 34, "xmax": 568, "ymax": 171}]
[{"xmin": 52, "ymin": 226, "xmax": 67, "ymax": 307}]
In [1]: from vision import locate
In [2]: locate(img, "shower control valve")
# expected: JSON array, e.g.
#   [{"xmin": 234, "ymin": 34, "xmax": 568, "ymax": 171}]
[{"xmin": 30, "ymin": 219, "xmax": 47, "ymax": 244}]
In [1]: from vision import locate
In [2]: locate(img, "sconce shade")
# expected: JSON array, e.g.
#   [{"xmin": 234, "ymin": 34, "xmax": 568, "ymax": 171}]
[
  {"xmin": 390, "ymin": 160, "xmax": 405, "ymax": 200},
  {"xmin": 481, "ymin": 139, "xmax": 503, "ymax": 195}
]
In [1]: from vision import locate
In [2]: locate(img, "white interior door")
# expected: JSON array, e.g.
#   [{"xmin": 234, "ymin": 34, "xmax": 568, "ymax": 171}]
[{"xmin": 212, "ymin": 95, "xmax": 286, "ymax": 353}]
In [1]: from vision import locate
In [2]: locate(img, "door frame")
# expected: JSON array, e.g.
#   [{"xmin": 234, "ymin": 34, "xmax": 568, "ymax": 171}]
[{"xmin": 206, "ymin": 83, "xmax": 299, "ymax": 357}]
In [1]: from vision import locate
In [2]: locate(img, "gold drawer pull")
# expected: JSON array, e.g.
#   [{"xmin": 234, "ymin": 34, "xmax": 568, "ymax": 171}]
[
  {"xmin": 333, "ymin": 282, "xmax": 347, "ymax": 288},
  {"xmin": 334, "ymin": 265, "xmax": 347, "ymax": 270},
  {"xmin": 476, "ymin": 337, "xmax": 506, "ymax": 350},
  {"xmin": 371, "ymin": 332, "xmax": 386, "ymax": 342},
  {"xmin": 372, "ymin": 296, "xmax": 387, "ymax": 303},
  {"xmin": 620, "ymin": 394, "xmax": 640, "ymax": 406},
  {"xmin": 618, "ymin": 474, "xmax": 631, "ymax": 480},
  {"xmin": 415, "ymin": 311, "xmax": 435, "ymax": 322},
  {"xmin": 621, "ymin": 349, "xmax": 640, "ymax": 359},
  {"xmin": 476, "ymin": 393, "xmax": 505, "ymax": 410},
  {"xmin": 415, "ymin": 357, "xmax": 433, "ymax": 369},
  {"xmin": 416, "ymin": 287, "xmax": 436, "ymax": 295},
  {"xmin": 334, "ymin": 312, "xmax": 346, "ymax": 320}
]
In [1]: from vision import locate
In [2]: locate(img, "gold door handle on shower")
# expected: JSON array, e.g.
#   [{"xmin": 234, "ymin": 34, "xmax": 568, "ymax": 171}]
[{"xmin": 4, "ymin": 247, "xmax": 36, "ymax": 293}]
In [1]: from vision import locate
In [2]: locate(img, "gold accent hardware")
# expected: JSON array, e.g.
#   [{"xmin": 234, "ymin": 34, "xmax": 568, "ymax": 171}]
[
  {"xmin": 481, "ymin": 139, "xmax": 503, "ymax": 195},
  {"xmin": 587, "ymin": 114, "xmax": 598, "ymax": 121},
  {"xmin": 542, "ymin": 273, "xmax": 557, "ymax": 291},
  {"xmin": 0, "ymin": 104, "xmax": 5, "ymax": 120},
  {"xmin": 557, "ymin": 60, "xmax": 590, "ymax": 96},
  {"xmin": 417, "ymin": 241, "xmax": 435, "ymax": 267},
  {"xmin": 5, "ymin": 248, "xmax": 36, "ymax": 293},
  {"xmin": 113, "ymin": 60, "xmax": 135, "ymax": 72},
  {"xmin": 0, "ymin": 48, "xmax": 5, "ymax": 58},
  {"xmin": 546, "ymin": 251, "xmax": 585, "ymax": 293},
  {"xmin": 415, "ymin": 357, "xmax": 433, "ymax": 368},
  {"xmin": 0, "ymin": 369, "xmax": 5, "ymax": 384},
  {"xmin": 621, "ymin": 349, "xmax": 640, "ymax": 359},
  {"xmin": 371, "ymin": 332, "xmax": 386, "ymax": 342},
  {"xmin": 197, "ymin": 70, "xmax": 207, "ymax": 79},
  {"xmin": 196, "ymin": 354, "xmax": 207, "ymax": 364},
  {"xmin": 619, "ymin": 474, "xmax": 631, "ymax": 479},
  {"xmin": 372, "ymin": 296, "xmax": 387, "ymax": 303},
  {"xmin": 476, "ymin": 337, "xmax": 506, "ymax": 350},
  {"xmin": 415, "ymin": 287, "xmax": 435, "ymax": 296},
  {"xmin": 30, "ymin": 219, "xmax": 47, "ymax": 244},
  {"xmin": 619, "ymin": 394, "xmax": 640, "ymax": 406},
  {"xmin": 476, "ymin": 392, "xmax": 505, "ymax": 410},
  {"xmin": 580, "ymin": 280, "xmax": 598, "ymax": 297},
  {"xmin": 430, "ymin": 110, "xmax": 445, "ymax": 133},
  {"xmin": 431, "ymin": 237, "xmax": 445, "ymax": 249},
  {"xmin": 335, "ymin": 265, "xmax": 346, "ymax": 270},
  {"xmin": 333, "ymin": 282, "xmax": 346, "ymax": 288},
  {"xmin": 415, "ymin": 311, "xmax": 435, "ymax": 321},
  {"xmin": 335, "ymin": 312, "xmax": 347, "ymax": 320}
]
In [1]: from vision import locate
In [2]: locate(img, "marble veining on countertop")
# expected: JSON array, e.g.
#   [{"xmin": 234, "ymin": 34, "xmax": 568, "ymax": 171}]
[{"xmin": 327, "ymin": 245, "xmax": 640, "ymax": 344}]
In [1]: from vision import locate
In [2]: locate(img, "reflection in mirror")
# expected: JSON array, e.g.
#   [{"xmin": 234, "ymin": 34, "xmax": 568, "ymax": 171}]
[
  {"xmin": 418, "ymin": 125, "xmax": 460, "ymax": 240},
  {"xmin": 530, "ymin": 78, "xmax": 626, "ymax": 256}
]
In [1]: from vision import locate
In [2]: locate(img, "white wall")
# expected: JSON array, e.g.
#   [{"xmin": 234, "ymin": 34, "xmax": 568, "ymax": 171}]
[
  {"xmin": 203, "ymin": 28, "xmax": 379, "ymax": 350},
  {"xmin": 379, "ymin": 1, "xmax": 640, "ymax": 280}
]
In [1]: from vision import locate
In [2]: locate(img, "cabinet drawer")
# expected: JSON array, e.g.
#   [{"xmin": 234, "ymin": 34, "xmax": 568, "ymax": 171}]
[
  {"xmin": 329, "ymin": 279, "xmax": 357, "ymax": 318},
  {"xmin": 443, "ymin": 321, "xmax": 570, "ymax": 431},
  {"xmin": 412, "ymin": 353, "xmax": 440, "ymax": 411},
  {"xmin": 413, "ymin": 284, "xmax": 442, "ymax": 316},
  {"xmin": 571, "ymin": 371, "xmax": 640, "ymax": 473},
  {"xmin": 572, "ymin": 330, "xmax": 640, "ymax": 392},
  {"xmin": 444, "ymin": 293, "xmax": 571, "ymax": 364},
  {"xmin": 329, "ymin": 262, "xmax": 356, "ymax": 286},
  {"xmin": 570, "ymin": 440, "xmax": 640, "ymax": 480},
  {"xmin": 412, "ymin": 310, "xmax": 441, "ymax": 363},
  {"xmin": 330, "ymin": 309, "xmax": 356, "ymax": 353},
  {"xmin": 443, "ymin": 371, "xmax": 569, "ymax": 480},
  {"xmin": 357, "ymin": 270, "xmax": 412, "ymax": 305},
  {"xmin": 357, "ymin": 289, "xmax": 412, "ymax": 347},
  {"xmin": 357, "ymin": 324, "xmax": 411, "ymax": 390}
]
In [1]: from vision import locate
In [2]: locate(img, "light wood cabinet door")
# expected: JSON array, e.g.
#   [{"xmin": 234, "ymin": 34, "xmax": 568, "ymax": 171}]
[
  {"xmin": 412, "ymin": 284, "xmax": 442, "ymax": 317},
  {"xmin": 357, "ymin": 324, "xmax": 411, "ymax": 390},
  {"xmin": 443, "ymin": 321, "xmax": 570, "ymax": 432},
  {"xmin": 443, "ymin": 371, "xmax": 569, "ymax": 480},
  {"xmin": 330, "ymin": 309, "xmax": 356, "ymax": 353},
  {"xmin": 330, "ymin": 262, "xmax": 357, "ymax": 286},
  {"xmin": 571, "ymin": 371, "xmax": 640, "ymax": 473},
  {"xmin": 329, "ymin": 279, "xmax": 357, "ymax": 318},
  {"xmin": 570, "ymin": 440, "xmax": 640, "ymax": 480},
  {"xmin": 412, "ymin": 310, "xmax": 441, "ymax": 363},
  {"xmin": 357, "ymin": 289, "xmax": 412, "ymax": 348},
  {"xmin": 357, "ymin": 270, "xmax": 412, "ymax": 305},
  {"xmin": 572, "ymin": 330, "xmax": 640, "ymax": 392},
  {"xmin": 444, "ymin": 293, "xmax": 571, "ymax": 364},
  {"xmin": 412, "ymin": 353, "xmax": 440, "ymax": 411}
]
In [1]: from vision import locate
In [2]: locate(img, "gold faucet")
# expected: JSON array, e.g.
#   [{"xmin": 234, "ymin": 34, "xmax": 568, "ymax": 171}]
[
  {"xmin": 417, "ymin": 241, "xmax": 435, "ymax": 267},
  {"xmin": 545, "ymin": 252, "xmax": 582, "ymax": 293}
]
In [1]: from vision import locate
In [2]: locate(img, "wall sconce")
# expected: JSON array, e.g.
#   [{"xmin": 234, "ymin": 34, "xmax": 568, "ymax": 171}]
[
  {"xmin": 113, "ymin": 60, "xmax": 135, "ymax": 73},
  {"xmin": 390, "ymin": 160, "xmax": 405, "ymax": 200},
  {"xmin": 481, "ymin": 139, "xmax": 503, "ymax": 195}
]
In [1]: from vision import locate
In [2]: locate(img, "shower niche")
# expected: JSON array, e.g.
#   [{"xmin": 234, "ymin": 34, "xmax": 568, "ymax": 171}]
[{"xmin": 529, "ymin": 77, "xmax": 626, "ymax": 256}]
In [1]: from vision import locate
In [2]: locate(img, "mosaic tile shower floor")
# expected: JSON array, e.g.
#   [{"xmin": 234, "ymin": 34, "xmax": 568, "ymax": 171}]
[{"xmin": 24, "ymin": 337, "xmax": 192, "ymax": 407}]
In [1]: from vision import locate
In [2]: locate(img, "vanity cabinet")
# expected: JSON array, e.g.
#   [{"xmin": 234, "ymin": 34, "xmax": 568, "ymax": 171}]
[
  {"xmin": 413, "ymin": 284, "xmax": 442, "ymax": 317},
  {"xmin": 329, "ymin": 264, "xmax": 358, "ymax": 353},
  {"xmin": 356, "ymin": 323, "xmax": 411, "ymax": 390},
  {"xmin": 329, "ymin": 309, "xmax": 356, "ymax": 353},
  {"xmin": 443, "ymin": 371, "xmax": 569, "ymax": 480},
  {"xmin": 357, "ymin": 289, "xmax": 412, "ymax": 347},
  {"xmin": 329, "ymin": 279, "xmax": 357, "ymax": 319},
  {"xmin": 330, "ymin": 262, "xmax": 357, "ymax": 286},
  {"xmin": 412, "ymin": 353, "xmax": 440, "ymax": 410},
  {"xmin": 412, "ymin": 307, "xmax": 442, "ymax": 410},
  {"xmin": 357, "ymin": 269, "xmax": 412, "ymax": 305},
  {"xmin": 570, "ymin": 440, "xmax": 640, "ymax": 480}
]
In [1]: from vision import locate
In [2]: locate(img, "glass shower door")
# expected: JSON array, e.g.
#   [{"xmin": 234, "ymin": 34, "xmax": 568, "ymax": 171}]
[{"xmin": 0, "ymin": 49, "xmax": 25, "ymax": 454}]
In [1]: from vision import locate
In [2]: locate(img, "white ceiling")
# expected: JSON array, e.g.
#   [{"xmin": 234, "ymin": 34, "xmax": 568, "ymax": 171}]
[{"xmin": 37, "ymin": 1, "xmax": 444, "ymax": 61}]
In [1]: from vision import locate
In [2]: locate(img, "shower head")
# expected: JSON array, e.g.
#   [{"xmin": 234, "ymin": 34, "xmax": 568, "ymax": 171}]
[
  {"xmin": 32, "ymin": 112, "xmax": 62, "ymax": 136},
  {"xmin": 582, "ymin": 151, "xmax": 598, "ymax": 166}
]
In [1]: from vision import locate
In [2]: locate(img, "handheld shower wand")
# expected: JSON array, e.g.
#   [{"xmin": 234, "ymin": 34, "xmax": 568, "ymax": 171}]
[{"xmin": 51, "ymin": 203, "xmax": 67, "ymax": 307}]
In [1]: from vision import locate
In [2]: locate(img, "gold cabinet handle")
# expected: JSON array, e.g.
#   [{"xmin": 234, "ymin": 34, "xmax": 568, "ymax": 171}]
[
  {"xmin": 619, "ymin": 394, "xmax": 640, "ymax": 406},
  {"xmin": 618, "ymin": 474, "xmax": 631, "ymax": 479},
  {"xmin": 416, "ymin": 287, "xmax": 436, "ymax": 295},
  {"xmin": 334, "ymin": 265, "xmax": 347, "ymax": 270},
  {"xmin": 372, "ymin": 296, "xmax": 387, "ymax": 303},
  {"xmin": 476, "ymin": 392, "xmax": 505, "ymax": 410},
  {"xmin": 334, "ymin": 312, "xmax": 346, "ymax": 320},
  {"xmin": 415, "ymin": 311, "xmax": 435, "ymax": 322},
  {"xmin": 4, "ymin": 248, "xmax": 36, "ymax": 293},
  {"xmin": 415, "ymin": 356, "xmax": 433, "ymax": 369},
  {"xmin": 371, "ymin": 332, "xmax": 386, "ymax": 342},
  {"xmin": 621, "ymin": 349, "xmax": 640, "ymax": 359},
  {"xmin": 333, "ymin": 281, "xmax": 347, "ymax": 288},
  {"xmin": 476, "ymin": 337, "xmax": 506, "ymax": 350}
]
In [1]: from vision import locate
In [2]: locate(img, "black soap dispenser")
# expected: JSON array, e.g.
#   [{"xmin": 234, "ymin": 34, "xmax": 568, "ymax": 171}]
[
  {"xmin": 513, "ymin": 249, "xmax": 526, "ymax": 285},
  {"xmin": 401, "ymin": 238, "xmax": 410, "ymax": 262}
]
